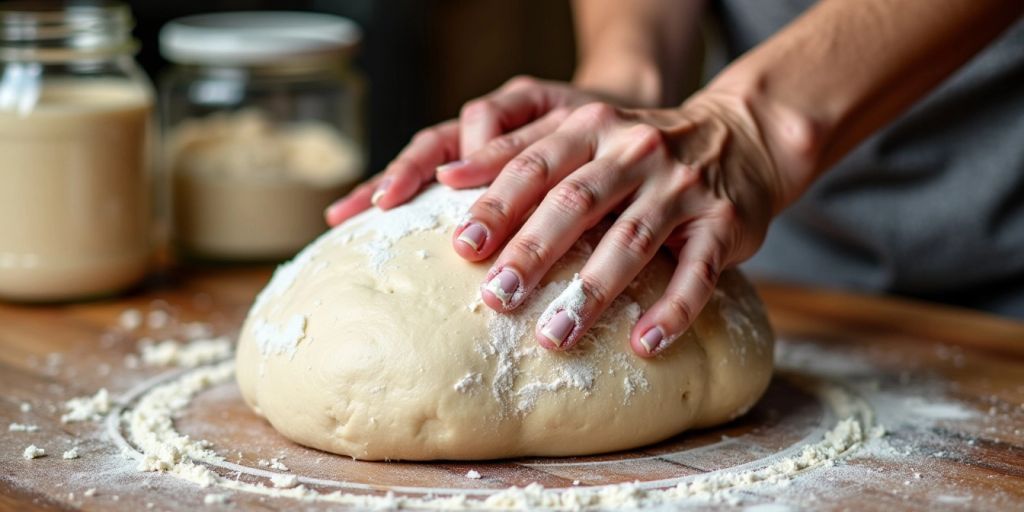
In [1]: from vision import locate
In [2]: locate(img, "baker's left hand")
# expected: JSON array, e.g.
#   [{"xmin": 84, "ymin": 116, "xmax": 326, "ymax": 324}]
[{"xmin": 452, "ymin": 91, "xmax": 788, "ymax": 357}]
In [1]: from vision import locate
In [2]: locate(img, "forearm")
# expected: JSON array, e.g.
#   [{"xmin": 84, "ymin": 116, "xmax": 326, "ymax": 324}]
[
  {"xmin": 572, "ymin": 0, "xmax": 706, "ymax": 107},
  {"xmin": 707, "ymin": 0, "xmax": 1024, "ymax": 210}
]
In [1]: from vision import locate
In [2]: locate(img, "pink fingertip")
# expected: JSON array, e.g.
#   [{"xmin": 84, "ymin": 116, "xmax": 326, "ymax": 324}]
[
  {"xmin": 639, "ymin": 326, "xmax": 664, "ymax": 354},
  {"xmin": 539, "ymin": 310, "xmax": 575, "ymax": 348},
  {"xmin": 436, "ymin": 159, "xmax": 468, "ymax": 174},
  {"xmin": 456, "ymin": 223, "xmax": 487, "ymax": 252}
]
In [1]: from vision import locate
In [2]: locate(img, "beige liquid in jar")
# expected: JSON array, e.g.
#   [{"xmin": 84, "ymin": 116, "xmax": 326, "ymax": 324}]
[{"xmin": 0, "ymin": 81, "xmax": 152, "ymax": 301}]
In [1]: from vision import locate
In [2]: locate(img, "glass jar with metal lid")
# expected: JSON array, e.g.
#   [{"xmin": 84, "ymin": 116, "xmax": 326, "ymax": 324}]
[
  {"xmin": 160, "ymin": 12, "xmax": 366, "ymax": 262},
  {"xmin": 0, "ymin": 1, "xmax": 155, "ymax": 302}
]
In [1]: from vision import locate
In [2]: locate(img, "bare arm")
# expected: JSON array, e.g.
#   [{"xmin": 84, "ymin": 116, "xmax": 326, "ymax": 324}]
[
  {"xmin": 709, "ymin": 0, "xmax": 1024, "ymax": 211},
  {"xmin": 572, "ymin": 0, "xmax": 706, "ymax": 107}
]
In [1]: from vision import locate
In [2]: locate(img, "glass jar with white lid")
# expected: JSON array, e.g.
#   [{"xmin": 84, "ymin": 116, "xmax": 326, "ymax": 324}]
[
  {"xmin": 159, "ymin": 11, "xmax": 366, "ymax": 262},
  {"xmin": 0, "ymin": 1, "xmax": 155, "ymax": 302}
]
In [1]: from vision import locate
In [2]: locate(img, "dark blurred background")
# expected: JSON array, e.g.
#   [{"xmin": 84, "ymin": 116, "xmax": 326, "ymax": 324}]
[{"xmin": 128, "ymin": 0, "xmax": 577, "ymax": 175}]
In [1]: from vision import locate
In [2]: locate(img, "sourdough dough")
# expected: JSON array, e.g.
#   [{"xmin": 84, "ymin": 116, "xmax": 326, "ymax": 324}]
[{"xmin": 236, "ymin": 185, "xmax": 774, "ymax": 461}]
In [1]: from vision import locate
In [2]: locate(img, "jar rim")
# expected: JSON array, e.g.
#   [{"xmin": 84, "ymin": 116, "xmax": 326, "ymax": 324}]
[
  {"xmin": 160, "ymin": 11, "xmax": 361, "ymax": 67},
  {"xmin": 0, "ymin": 1, "xmax": 137, "ymax": 61}
]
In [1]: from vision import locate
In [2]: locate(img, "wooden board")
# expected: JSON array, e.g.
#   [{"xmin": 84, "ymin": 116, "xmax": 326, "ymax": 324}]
[{"xmin": 2, "ymin": 266, "xmax": 1024, "ymax": 511}]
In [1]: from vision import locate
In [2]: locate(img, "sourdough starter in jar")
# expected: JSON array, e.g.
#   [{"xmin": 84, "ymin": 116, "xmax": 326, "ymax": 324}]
[{"xmin": 0, "ymin": 2, "xmax": 154, "ymax": 302}]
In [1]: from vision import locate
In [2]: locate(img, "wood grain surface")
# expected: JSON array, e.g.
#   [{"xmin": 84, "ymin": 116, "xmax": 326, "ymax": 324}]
[{"xmin": 2, "ymin": 266, "xmax": 1024, "ymax": 511}]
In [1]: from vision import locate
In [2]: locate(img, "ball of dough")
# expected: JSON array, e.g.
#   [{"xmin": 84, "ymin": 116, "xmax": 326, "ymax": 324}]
[{"xmin": 236, "ymin": 186, "xmax": 774, "ymax": 461}]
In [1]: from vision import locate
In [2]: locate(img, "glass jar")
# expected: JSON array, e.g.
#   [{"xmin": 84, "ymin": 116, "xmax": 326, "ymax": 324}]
[
  {"xmin": 160, "ymin": 12, "xmax": 366, "ymax": 262},
  {"xmin": 0, "ymin": 1, "xmax": 155, "ymax": 302}
]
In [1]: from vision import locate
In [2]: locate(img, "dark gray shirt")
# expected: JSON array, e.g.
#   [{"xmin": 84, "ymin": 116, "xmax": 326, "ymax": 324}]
[{"xmin": 717, "ymin": 1, "xmax": 1024, "ymax": 318}]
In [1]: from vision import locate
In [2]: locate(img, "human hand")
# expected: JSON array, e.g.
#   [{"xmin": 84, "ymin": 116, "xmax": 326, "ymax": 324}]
[
  {"xmin": 455, "ymin": 91, "xmax": 788, "ymax": 357},
  {"xmin": 324, "ymin": 76, "xmax": 609, "ymax": 226}
]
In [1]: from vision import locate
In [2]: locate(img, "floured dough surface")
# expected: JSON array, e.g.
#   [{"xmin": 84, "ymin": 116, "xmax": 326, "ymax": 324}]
[{"xmin": 236, "ymin": 186, "xmax": 774, "ymax": 461}]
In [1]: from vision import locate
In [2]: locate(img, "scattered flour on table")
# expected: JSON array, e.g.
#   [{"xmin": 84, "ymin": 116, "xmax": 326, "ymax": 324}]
[
  {"xmin": 258, "ymin": 457, "xmax": 289, "ymax": 471},
  {"xmin": 61, "ymin": 388, "xmax": 112, "ymax": 423},
  {"xmin": 139, "ymin": 337, "xmax": 233, "ymax": 368},
  {"xmin": 203, "ymin": 493, "xmax": 230, "ymax": 505},
  {"xmin": 62, "ymin": 447, "xmax": 80, "ymax": 460},
  {"xmin": 465, "ymin": 470, "xmax": 482, "ymax": 480},
  {"xmin": 118, "ymin": 308, "xmax": 144, "ymax": 331},
  {"xmin": 22, "ymin": 444, "xmax": 45, "ymax": 459},
  {"xmin": 9, "ymin": 422, "xmax": 39, "ymax": 432}
]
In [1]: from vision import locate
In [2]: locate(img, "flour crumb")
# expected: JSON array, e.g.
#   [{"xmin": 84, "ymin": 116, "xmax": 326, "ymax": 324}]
[
  {"xmin": 119, "ymin": 308, "xmax": 143, "ymax": 331},
  {"xmin": 19, "ymin": 402, "xmax": 31, "ymax": 413},
  {"xmin": 9, "ymin": 423, "xmax": 39, "ymax": 432},
  {"xmin": 416, "ymin": 249, "xmax": 429, "ymax": 260},
  {"xmin": 573, "ymin": 480, "xmax": 581, "ymax": 486},
  {"xmin": 147, "ymin": 309, "xmax": 171, "ymax": 329},
  {"xmin": 22, "ymin": 444, "xmax": 45, "ymax": 459},
  {"xmin": 465, "ymin": 470, "xmax": 482, "ymax": 479},
  {"xmin": 270, "ymin": 474, "xmax": 299, "ymax": 488},
  {"xmin": 268, "ymin": 457, "xmax": 289, "ymax": 471},
  {"xmin": 62, "ymin": 447, "xmax": 80, "ymax": 459},
  {"xmin": 140, "ymin": 337, "xmax": 232, "ymax": 368},
  {"xmin": 203, "ymin": 493, "xmax": 230, "ymax": 505},
  {"xmin": 61, "ymin": 388, "xmax": 111, "ymax": 423},
  {"xmin": 84, "ymin": 488, "xmax": 97, "ymax": 497}
]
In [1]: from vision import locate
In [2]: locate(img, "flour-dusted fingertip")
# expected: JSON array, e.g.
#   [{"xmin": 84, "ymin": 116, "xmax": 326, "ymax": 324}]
[{"xmin": 482, "ymin": 267, "xmax": 522, "ymax": 310}]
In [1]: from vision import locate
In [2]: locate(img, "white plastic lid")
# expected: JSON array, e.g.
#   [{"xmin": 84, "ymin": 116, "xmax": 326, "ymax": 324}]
[{"xmin": 160, "ymin": 11, "xmax": 361, "ymax": 65}]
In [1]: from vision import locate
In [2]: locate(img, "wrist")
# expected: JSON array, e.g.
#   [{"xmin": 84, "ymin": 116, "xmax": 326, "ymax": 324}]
[
  {"xmin": 573, "ymin": 54, "xmax": 665, "ymax": 108},
  {"xmin": 704, "ymin": 66, "xmax": 827, "ymax": 211}
]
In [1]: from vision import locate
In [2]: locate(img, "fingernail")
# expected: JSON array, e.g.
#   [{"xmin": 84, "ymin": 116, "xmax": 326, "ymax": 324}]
[
  {"xmin": 484, "ymin": 268, "xmax": 520, "ymax": 307},
  {"xmin": 639, "ymin": 326, "xmax": 665, "ymax": 354},
  {"xmin": 540, "ymin": 310, "xmax": 576, "ymax": 347},
  {"xmin": 457, "ymin": 222, "xmax": 487, "ymax": 252},
  {"xmin": 371, "ymin": 178, "xmax": 392, "ymax": 206},
  {"xmin": 437, "ymin": 160, "xmax": 467, "ymax": 173}
]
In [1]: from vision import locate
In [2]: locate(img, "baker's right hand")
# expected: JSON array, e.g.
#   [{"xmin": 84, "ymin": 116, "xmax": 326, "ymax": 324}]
[{"xmin": 324, "ymin": 76, "xmax": 606, "ymax": 226}]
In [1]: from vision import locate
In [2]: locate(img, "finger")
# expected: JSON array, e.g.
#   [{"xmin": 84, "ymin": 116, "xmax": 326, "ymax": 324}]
[
  {"xmin": 533, "ymin": 195, "xmax": 678, "ymax": 351},
  {"xmin": 453, "ymin": 103, "xmax": 619, "ymax": 263},
  {"xmin": 324, "ymin": 174, "xmax": 386, "ymax": 226},
  {"xmin": 452, "ymin": 135, "xmax": 592, "ymax": 262},
  {"xmin": 458, "ymin": 76, "xmax": 552, "ymax": 156},
  {"xmin": 479, "ymin": 120, "xmax": 666, "ymax": 314},
  {"xmin": 436, "ymin": 108, "xmax": 569, "ymax": 189},
  {"xmin": 630, "ymin": 224, "xmax": 727, "ymax": 357},
  {"xmin": 372, "ymin": 120, "xmax": 460, "ymax": 210}
]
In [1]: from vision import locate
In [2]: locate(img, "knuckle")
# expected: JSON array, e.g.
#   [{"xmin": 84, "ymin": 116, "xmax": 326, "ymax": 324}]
[
  {"xmin": 626, "ymin": 124, "xmax": 665, "ymax": 155},
  {"xmin": 548, "ymin": 106, "xmax": 572, "ymax": 122},
  {"xmin": 664, "ymin": 295, "xmax": 697, "ymax": 327},
  {"xmin": 411, "ymin": 126, "xmax": 441, "ymax": 146},
  {"xmin": 580, "ymin": 274, "xmax": 613, "ymax": 308},
  {"xmin": 487, "ymin": 133, "xmax": 523, "ymax": 155},
  {"xmin": 548, "ymin": 179, "xmax": 599, "ymax": 215},
  {"xmin": 461, "ymin": 98, "xmax": 496, "ymax": 119},
  {"xmin": 665, "ymin": 163, "xmax": 701, "ymax": 196},
  {"xmin": 688, "ymin": 257, "xmax": 720, "ymax": 292},
  {"xmin": 608, "ymin": 216, "xmax": 661, "ymax": 258},
  {"xmin": 504, "ymin": 152, "xmax": 550, "ymax": 184},
  {"xmin": 473, "ymin": 195, "xmax": 513, "ymax": 226},
  {"xmin": 573, "ymin": 102, "xmax": 617, "ymax": 125},
  {"xmin": 505, "ymin": 74, "xmax": 537, "ymax": 90},
  {"xmin": 508, "ymin": 233, "xmax": 550, "ymax": 269}
]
